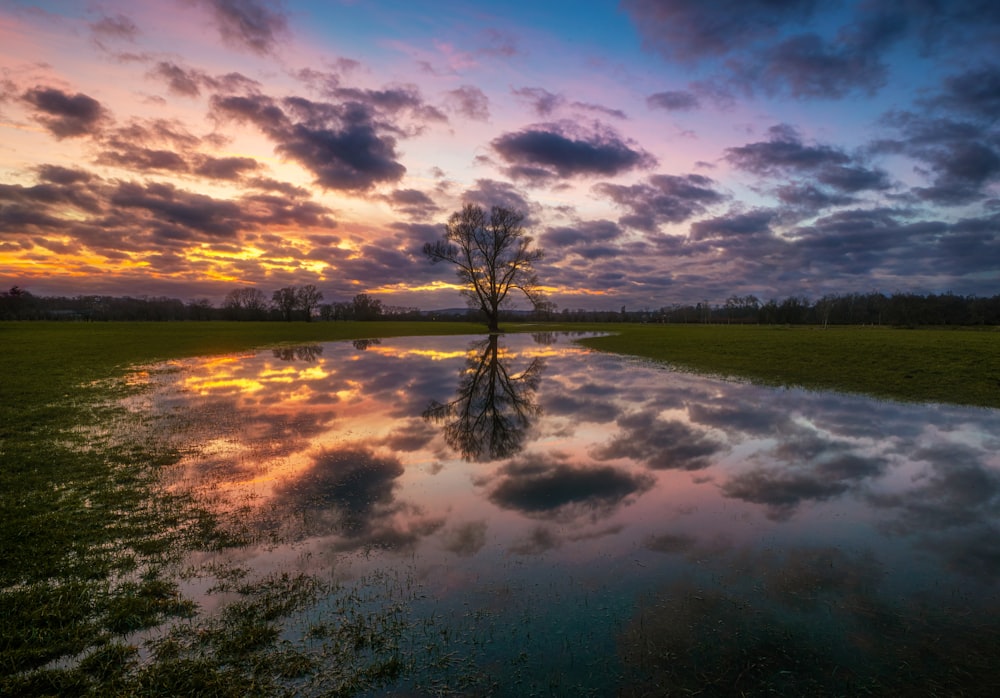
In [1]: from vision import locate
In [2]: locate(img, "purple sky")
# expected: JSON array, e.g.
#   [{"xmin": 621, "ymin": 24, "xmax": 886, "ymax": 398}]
[{"xmin": 1, "ymin": 0, "xmax": 998, "ymax": 310}]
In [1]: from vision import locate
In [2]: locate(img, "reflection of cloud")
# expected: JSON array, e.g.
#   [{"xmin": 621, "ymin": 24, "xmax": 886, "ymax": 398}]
[
  {"xmin": 380, "ymin": 418, "xmax": 437, "ymax": 453},
  {"xmin": 593, "ymin": 411, "xmax": 723, "ymax": 470},
  {"xmin": 687, "ymin": 401, "xmax": 789, "ymax": 435},
  {"xmin": 441, "ymin": 521, "xmax": 488, "ymax": 557},
  {"xmin": 869, "ymin": 443, "xmax": 1000, "ymax": 581},
  {"xmin": 487, "ymin": 452, "xmax": 654, "ymax": 521},
  {"xmin": 508, "ymin": 525, "xmax": 560, "ymax": 555},
  {"xmin": 273, "ymin": 446, "xmax": 403, "ymax": 534},
  {"xmin": 541, "ymin": 392, "xmax": 619, "ymax": 424},
  {"xmin": 722, "ymin": 453, "xmax": 886, "ymax": 520},
  {"xmin": 644, "ymin": 532, "xmax": 697, "ymax": 554}
]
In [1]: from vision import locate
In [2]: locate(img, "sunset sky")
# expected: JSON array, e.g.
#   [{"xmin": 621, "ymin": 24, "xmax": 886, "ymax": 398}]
[{"xmin": 1, "ymin": 0, "xmax": 998, "ymax": 310}]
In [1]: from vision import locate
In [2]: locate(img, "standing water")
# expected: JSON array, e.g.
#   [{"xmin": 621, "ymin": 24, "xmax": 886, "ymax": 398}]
[{"xmin": 124, "ymin": 332, "xmax": 1000, "ymax": 695}]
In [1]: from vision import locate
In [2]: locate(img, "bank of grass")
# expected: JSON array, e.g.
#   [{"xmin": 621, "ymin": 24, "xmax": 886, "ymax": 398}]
[
  {"xmin": 2, "ymin": 320, "xmax": 998, "ymax": 694},
  {"xmin": 574, "ymin": 323, "xmax": 1000, "ymax": 409}
]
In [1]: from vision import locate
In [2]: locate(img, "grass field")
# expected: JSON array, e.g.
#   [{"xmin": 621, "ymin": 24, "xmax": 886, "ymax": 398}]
[
  {"xmin": 1, "ymin": 320, "xmax": 997, "ymax": 695},
  {"xmin": 576, "ymin": 323, "xmax": 1000, "ymax": 409}
]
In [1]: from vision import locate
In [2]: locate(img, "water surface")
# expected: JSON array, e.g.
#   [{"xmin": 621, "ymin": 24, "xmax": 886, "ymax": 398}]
[{"xmin": 130, "ymin": 332, "xmax": 1000, "ymax": 695}]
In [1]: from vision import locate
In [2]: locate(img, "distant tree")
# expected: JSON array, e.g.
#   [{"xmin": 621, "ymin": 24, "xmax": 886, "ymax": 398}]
[
  {"xmin": 224, "ymin": 287, "xmax": 269, "ymax": 320},
  {"xmin": 350, "ymin": 293, "xmax": 384, "ymax": 320},
  {"xmin": 187, "ymin": 298, "xmax": 215, "ymax": 321},
  {"xmin": 423, "ymin": 203, "xmax": 545, "ymax": 333},
  {"xmin": 272, "ymin": 287, "xmax": 299, "ymax": 322},
  {"xmin": 296, "ymin": 284, "xmax": 323, "ymax": 322}
]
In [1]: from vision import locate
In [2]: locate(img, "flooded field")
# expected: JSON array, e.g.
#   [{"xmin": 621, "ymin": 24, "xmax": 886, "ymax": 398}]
[{"xmin": 121, "ymin": 332, "xmax": 1000, "ymax": 695}]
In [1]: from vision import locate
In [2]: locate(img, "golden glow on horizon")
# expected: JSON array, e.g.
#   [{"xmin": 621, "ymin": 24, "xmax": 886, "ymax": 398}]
[{"xmin": 368, "ymin": 280, "xmax": 465, "ymax": 294}]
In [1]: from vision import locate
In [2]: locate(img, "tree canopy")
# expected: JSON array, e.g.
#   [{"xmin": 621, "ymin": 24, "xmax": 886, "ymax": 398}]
[{"xmin": 424, "ymin": 203, "xmax": 546, "ymax": 333}]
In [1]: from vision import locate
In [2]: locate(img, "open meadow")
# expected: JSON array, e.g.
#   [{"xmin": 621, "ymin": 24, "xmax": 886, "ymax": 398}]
[{"xmin": 2, "ymin": 321, "xmax": 998, "ymax": 695}]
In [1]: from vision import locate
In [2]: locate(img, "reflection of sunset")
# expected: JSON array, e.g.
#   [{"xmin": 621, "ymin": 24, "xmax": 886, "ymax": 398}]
[{"xmin": 129, "ymin": 333, "xmax": 1000, "ymax": 694}]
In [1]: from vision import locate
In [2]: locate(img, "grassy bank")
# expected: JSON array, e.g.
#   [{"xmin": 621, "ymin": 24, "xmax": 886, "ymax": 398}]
[
  {"xmin": 2, "ymin": 320, "xmax": 997, "ymax": 694},
  {"xmin": 573, "ymin": 323, "xmax": 999, "ymax": 409}
]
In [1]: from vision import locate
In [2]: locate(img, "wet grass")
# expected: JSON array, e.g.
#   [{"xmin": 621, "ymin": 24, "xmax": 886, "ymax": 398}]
[{"xmin": 0, "ymin": 321, "xmax": 484, "ymax": 695}]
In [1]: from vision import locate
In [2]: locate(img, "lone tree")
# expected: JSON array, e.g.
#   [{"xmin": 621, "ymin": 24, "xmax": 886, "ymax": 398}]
[{"xmin": 423, "ymin": 203, "xmax": 545, "ymax": 333}]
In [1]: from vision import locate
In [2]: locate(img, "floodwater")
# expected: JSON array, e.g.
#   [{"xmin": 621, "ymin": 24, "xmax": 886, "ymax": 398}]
[{"xmin": 128, "ymin": 332, "xmax": 1000, "ymax": 695}]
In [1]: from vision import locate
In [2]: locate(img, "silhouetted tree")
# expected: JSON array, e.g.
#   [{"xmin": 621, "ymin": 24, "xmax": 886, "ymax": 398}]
[
  {"xmin": 296, "ymin": 284, "xmax": 323, "ymax": 321},
  {"xmin": 272, "ymin": 287, "xmax": 299, "ymax": 321},
  {"xmin": 350, "ymin": 293, "xmax": 383, "ymax": 320},
  {"xmin": 424, "ymin": 203, "xmax": 545, "ymax": 333},
  {"xmin": 224, "ymin": 287, "xmax": 269, "ymax": 320}
]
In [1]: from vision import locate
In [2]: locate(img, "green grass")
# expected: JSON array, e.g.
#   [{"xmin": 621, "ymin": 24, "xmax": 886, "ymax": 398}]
[
  {"xmin": 574, "ymin": 323, "xmax": 1000, "ymax": 409},
  {"xmin": 1, "ymin": 319, "xmax": 997, "ymax": 694}
]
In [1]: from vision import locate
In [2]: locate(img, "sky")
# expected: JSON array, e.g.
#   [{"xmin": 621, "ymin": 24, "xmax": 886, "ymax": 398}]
[{"xmin": 1, "ymin": 0, "xmax": 998, "ymax": 311}]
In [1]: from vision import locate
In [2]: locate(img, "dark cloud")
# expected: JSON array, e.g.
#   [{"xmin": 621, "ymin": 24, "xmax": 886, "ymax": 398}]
[
  {"xmin": 192, "ymin": 0, "xmax": 289, "ymax": 55},
  {"xmin": 512, "ymin": 87, "xmax": 626, "ymax": 120},
  {"xmin": 621, "ymin": 0, "xmax": 820, "ymax": 63},
  {"xmin": 689, "ymin": 209, "xmax": 774, "ymax": 241},
  {"xmin": 512, "ymin": 87, "xmax": 564, "ymax": 116},
  {"xmin": 383, "ymin": 188, "xmax": 440, "ymax": 219},
  {"xmin": 930, "ymin": 64, "xmax": 1000, "ymax": 120},
  {"xmin": 22, "ymin": 87, "xmax": 109, "ymax": 139},
  {"xmin": 98, "ymin": 146, "xmax": 188, "ymax": 173},
  {"xmin": 150, "ymin": 61, "xmax": 203, "ymax": 97},
  {"xmin": 725, "ymin": 125, "xmax": 890, "ymax": 215},
  {"xmin": 89, "ymin": 13, "xmax": 139, "ymax": 42},
  {"xmin": 327, "ymin": 84, "xmax": 447, "ymax": 127},
  {"xmin": 445, "ymin": 85, "xmax": 490, "ymax": 121},
  {"xmin": 593, "ymin": 411, "xmax": 724, "ymax": 471},
  {"xmin": 596, "ymin": 173, "xmax": 724, "ymax": 231},
  {"xmin": 0, "ymin": 168, "xmax": 335, "ymax": 254},
  {"xmin": 193, "ymin": 155, "xmax": 261, "ymax": 180},
  {"xmin": 749, "ymin": 13, "xmax": 906, "ymax": 99},
  {"xmin": 540, "ymin": 219, "xmax": 623, "ymax": 250},
  {"xmin": 461, "ymin": 179, "xmax": 534, "ymax": 217},
  {"xmin": 488, "ymin": 453, "xmax": 654, "ymax": 521},
  {"xmin": 212, "ymin": 93, "xmax": 407, "ymax": 191},
  {"xmin": 647, "ymin": 90, "xmax": 700, "ymax": 111},
  {"xmin": 775, "ymin": 184, "xmax": 856, "ymax": 211},
  {"xmin": 492, "ymin": 122, "xmax": 656, "ymax": 181},
  {"xmin": 621, "ymin": 0, "xmax": 989, "ymax": 99},
  {"xmin": 726, "ymin": 124, "xmax": 849, "ymax": 175}
]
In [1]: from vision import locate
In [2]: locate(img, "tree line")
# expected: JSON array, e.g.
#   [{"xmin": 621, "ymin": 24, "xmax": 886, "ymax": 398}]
[
  {"xmin": 4, "ymin": 285, "xmax": 999, "ymax": 326},
  {"xmin": 604, "ymin": 291, "xmax": 1000, "ymax": 326},
  {"xmin": 0, "ymin": 285, "xmax": 421, "ymax": 322}
]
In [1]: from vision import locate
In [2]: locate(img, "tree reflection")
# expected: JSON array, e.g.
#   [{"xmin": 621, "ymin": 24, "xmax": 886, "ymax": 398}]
[
  {"xmin": 423, "ymin": 335, "xmax": 544, "ymax": 461},
  {"xmin": 271, "ymin": 344, "xmax": 324, "ymax": 362}
]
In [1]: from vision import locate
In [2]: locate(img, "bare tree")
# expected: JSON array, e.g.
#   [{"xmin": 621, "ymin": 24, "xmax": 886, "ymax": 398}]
[
  {"xmin": 296, "ymin": 284, "xmax": 323, "ymax": 322},
  {"xmin": 350, "ymin": 293, "xmax": 383, "ymax": 320},
  {"xmin": 424, "ymin": 203, "xmax": 545, "ymax": 333},
  {"xmin": 223, "ymin": 287, "xmax": 269, "ymax": 320},
  {"xmin": 272, "ymin": 286, "xmax": 299, "ymax": 321}
]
